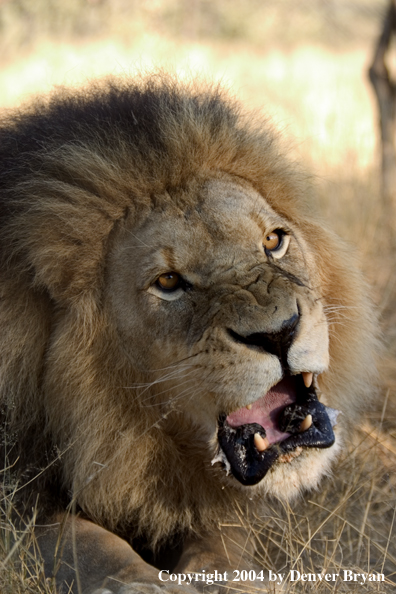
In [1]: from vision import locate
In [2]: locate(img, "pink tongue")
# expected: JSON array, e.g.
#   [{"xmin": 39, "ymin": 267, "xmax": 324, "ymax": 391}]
[{"xmin": 226, "ymin": 377, "xmax": 297, "ymax": 445}]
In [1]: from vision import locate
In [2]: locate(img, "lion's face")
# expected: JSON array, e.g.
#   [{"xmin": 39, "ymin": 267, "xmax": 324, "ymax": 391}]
[{"xmin": 107, "ymin": 176, "xmax": 339, "ymax": 497}]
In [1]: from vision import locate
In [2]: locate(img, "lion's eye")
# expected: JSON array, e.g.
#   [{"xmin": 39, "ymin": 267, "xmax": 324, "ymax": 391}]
[
  {"xmin": 263, "ymin": 231, "xmax": 281, "ymax": 251},
  {"xmin": 148, "ymin": 271, "xmax": 190, "ymax": 301},
  {"xmin": 263, "ymin": 230, "xmax": 290, "ymax": 259},
  {"xmin": 156, "ymin": 272, "xmax": 181, "ymax": 291}
]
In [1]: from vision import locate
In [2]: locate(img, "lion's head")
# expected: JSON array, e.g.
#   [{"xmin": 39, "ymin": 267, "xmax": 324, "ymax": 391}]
[{"xmin": 0, "ymin": 75, "xmax": 378, "ymax": 546}]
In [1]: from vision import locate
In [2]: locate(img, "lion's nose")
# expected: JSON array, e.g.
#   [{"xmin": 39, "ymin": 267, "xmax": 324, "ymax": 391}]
[{"xmin": 228, "ymin": 312, "xmax": 300, "ymax": 366}]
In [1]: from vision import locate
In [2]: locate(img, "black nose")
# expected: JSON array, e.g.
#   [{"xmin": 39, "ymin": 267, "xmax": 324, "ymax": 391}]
[{"xmin": 228, "ymin": 312, "xmax": 300, "ymax": 367}]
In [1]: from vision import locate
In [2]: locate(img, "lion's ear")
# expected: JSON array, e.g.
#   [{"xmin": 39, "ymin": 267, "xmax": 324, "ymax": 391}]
[
  {"xmin": 6, "ymin": 186, "xmax": 128, "ymax": 305},
  {"xmin": 24, "ymin": 203, "xmax": 115, "ymax": 304},
  {"xmin": 2, "ymin": 141, "xmax": 134, "ymax": 305}
]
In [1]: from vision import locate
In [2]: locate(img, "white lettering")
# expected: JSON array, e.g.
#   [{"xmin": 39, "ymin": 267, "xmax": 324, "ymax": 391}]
[
  {"xmin": 214, "ymin": 571, "xmax": 227, "ymax": 582},
  {"xmin": 268, "ymin": 570, "xmax": 284, "ymax": 584},
  {"xmin": 290, "ymin": 570, "xmax": 300, "ymax": 581},
  {"xmin": 158, "ymin": 570, "xmax": 169, "ymax": 582},
  {"xmin": 343, "ymin": 570, "xmax": 354, "ymax": 581}
]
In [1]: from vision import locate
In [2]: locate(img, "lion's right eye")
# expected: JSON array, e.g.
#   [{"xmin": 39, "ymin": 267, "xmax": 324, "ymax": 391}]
[
  {"xmin": 156, "ymin": 272, "xmax": 181, "ymax": 292},
  {"xmin": 148, "ymin": 271, "xmax": 189, "ymax": 301}
]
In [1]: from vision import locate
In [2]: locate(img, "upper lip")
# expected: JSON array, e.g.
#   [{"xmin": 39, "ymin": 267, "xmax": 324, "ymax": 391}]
[{"xmin": 229, "ymin": 370, "xmax": 317, "ymax": 415}]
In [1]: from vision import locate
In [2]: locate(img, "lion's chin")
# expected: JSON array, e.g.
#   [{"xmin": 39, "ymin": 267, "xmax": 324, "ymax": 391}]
[{"xmin": 212, "ymin": 374, "xmax": 340, "ymax": 487}]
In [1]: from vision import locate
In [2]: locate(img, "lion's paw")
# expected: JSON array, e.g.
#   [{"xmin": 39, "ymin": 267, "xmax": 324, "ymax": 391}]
[
  {"xmin": 191, "ymin": 579, "xmax": 280, "ymax": 594},
  {"xmin": 92, "ymin": 582, "xmax": 201, "ymax": 594},
  {"xmin": 120, "ymin": 584, "xmax": 200, "ymax": 594}
]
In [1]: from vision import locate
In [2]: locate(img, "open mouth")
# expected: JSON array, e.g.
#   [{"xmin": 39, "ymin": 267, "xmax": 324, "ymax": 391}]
[{"xmin": 213, "ymin": 374, "xmax": 340, "ymax": 486}]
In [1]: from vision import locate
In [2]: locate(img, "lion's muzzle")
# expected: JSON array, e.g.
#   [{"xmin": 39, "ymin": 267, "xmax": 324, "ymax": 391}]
[
  {"xmin": 227, "ymin": 310, "xmax": 300, "ymax": 370},
  {"xmin": 214, "ymin": 375, "xmax": 340, "ymax": 486}
]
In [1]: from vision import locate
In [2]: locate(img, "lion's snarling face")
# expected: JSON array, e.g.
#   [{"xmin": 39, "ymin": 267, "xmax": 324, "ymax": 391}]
[
  {"xmin": 0, "ymin": 75, "xmax": 378, "ymax": 545},
  {"xmin": 108, "ymin": 176, "xmax": 339, "ymax": 491}
]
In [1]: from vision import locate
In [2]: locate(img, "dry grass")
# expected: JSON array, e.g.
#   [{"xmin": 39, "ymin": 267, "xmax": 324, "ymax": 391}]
[
  {"xmin": 253, "ymin": 410, "xmax": 396, "ymax": 592},
  {"xmin": 1, "ymin": 1, "xmax": 395, "ymax": 592},
  {"xmin": 0, "ymin": 484, "xmax": 57, "ymax": 594}
]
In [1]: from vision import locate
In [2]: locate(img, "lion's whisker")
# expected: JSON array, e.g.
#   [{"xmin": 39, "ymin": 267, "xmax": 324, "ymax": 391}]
[
  {"xmin": 141, "ymin": 375, "xmax": 199, "ymax": 404},
  {"xmin": 142, "ymin": 370, "xmax": 212, "ymax": 408},
  {"xmin": 123, "ymin": 367, "xmax": 198, "ymax": 400},
  {"xmin": 147, "ymin": 351, "xmax": 205, "ymax": 372},
  {"xmin": 125, "ymin": 366, "xmax": 196, "ymax": 390}
]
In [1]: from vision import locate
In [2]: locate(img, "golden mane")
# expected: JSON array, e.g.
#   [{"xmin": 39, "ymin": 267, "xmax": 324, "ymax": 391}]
[{"xmin": 0, "ymin": 74, "xmax": 378, "ymax": 556}]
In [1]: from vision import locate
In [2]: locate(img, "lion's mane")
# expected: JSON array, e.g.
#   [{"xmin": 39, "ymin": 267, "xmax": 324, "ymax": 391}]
[{"xmin": 0, "ymin": 74, "xmax": 378, "ymax": 547}]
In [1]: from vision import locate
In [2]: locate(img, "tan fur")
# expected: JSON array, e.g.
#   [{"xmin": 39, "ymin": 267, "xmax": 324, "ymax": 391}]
[{"xmin": 0, "ymin": 74, "xmax": 379, "ymax": 593}]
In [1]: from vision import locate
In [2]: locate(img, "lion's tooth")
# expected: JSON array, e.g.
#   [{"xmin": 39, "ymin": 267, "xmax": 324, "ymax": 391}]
[
  {"xmin": 299, "ymin": 414, "xmax": 312, "ymax": 432},
  {"xmin": 302, "ymin": 372, "xmax": 313, "ymax": 388},
  {"xmin": 254, "ymin": 433, "xmax": 269, "ymax": 452},
  {"xmin": 246, "ymin": 404, "xmax": 252, "ymax": 410}
]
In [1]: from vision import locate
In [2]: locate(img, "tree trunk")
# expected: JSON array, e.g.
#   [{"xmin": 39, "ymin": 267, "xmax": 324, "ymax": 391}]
[{"xmin": 369, "ymin": 0, "xmax": 396, "ymax": 233}]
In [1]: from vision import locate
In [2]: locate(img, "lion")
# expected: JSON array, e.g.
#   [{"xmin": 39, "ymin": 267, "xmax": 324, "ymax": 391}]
[{"xmin": 0, "ymin": 74, "xmax": 378, "ymax": 594}]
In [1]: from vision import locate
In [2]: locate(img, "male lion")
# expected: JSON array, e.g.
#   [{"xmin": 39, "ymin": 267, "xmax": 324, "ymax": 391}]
[{"xmin": 0, "ymin": 75, "xmax": 378, "ymax": 594}]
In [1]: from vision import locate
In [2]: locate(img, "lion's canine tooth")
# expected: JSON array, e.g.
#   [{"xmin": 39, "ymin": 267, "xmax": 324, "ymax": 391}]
[
  {"xmin": 254, "ymin": 433, "xmax": 269, "ymax": 452},
  {"xmin": 299, "ymin": 414, "xmax": 312, "ymax": 432},
  {"xmin": 246, "ymin": 404, "xmax": 252, "ymax": 410},
  {"xmin": 302, "ymin": 372, "xmax": 313, "ymax": 388}
]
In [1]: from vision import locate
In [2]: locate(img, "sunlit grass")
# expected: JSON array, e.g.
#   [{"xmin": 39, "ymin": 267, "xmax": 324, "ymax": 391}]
[{"xmin": 0, "ymin": 34, "xmax": 378, "ymax": 175}]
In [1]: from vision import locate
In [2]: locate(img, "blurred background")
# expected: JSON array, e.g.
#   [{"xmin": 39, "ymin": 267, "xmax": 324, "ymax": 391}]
[
  {"xmin": 0, "ymin": 1, "xmax": 388, "ymax": 248},
  {"xmin": 1, "ymin": 1, "xmax": 396, "ymax": 591}
]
